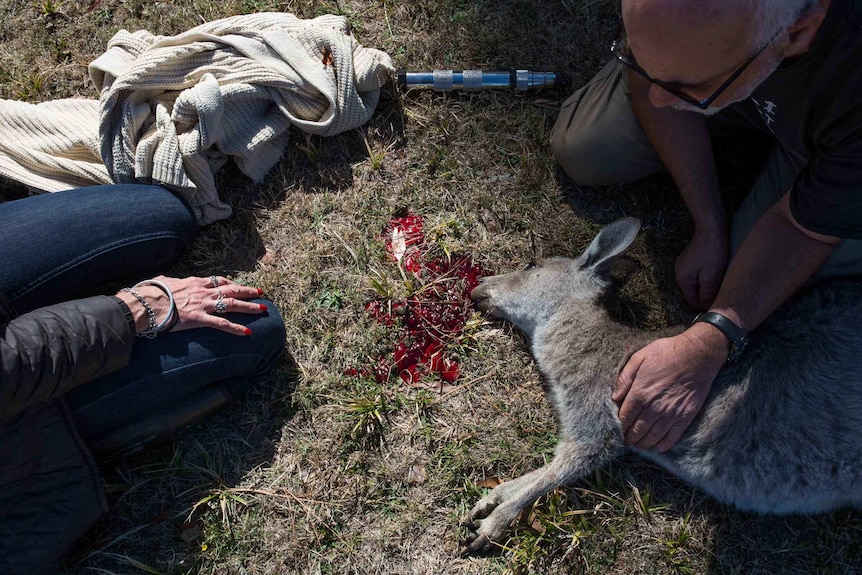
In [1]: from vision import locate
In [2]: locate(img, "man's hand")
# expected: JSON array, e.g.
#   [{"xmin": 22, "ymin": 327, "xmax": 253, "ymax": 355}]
[
  {"xmin": 675, "ymin": 226, "xmax": 728, "ymax": 309},
  {"xmin": 612, "ymin": 323, "xmax": 728, "ymax": 452}
]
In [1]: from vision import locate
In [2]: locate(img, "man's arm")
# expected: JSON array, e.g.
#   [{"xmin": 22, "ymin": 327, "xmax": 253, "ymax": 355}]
[
  {"xmin": 708, "ymin": 193, "xmax": 842, "ymax": 329},
  {"xmin": 629, "ymin": 71, "xmax": 728, "ymax": 308},
  {"xmin": 613, "ymin": 192, "xmax": 841, "ymax": 451}
]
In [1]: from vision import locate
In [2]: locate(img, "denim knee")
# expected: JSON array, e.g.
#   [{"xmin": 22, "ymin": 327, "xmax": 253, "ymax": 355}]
[
  {"xmin": 220, "ymin": 299, "xmax": 287, "ymax": 398},
  {"xmin": 73, "ymin": 184, "xmax": 197, "ymax": 249},
  {"xmin": 126, "ymin": 184, "xmax": 198, "ymax": 255},
  {"xmin": 251, "ymin": 299, "xmax": 287, "ymax": 374}
]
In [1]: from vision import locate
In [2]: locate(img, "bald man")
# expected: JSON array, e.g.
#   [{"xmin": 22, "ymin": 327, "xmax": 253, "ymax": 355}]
[{"xmin": 550, "ymin": 0, "xmax": 862, "ymax": 451}]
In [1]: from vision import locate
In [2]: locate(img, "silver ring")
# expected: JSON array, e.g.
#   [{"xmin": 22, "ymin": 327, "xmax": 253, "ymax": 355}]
[
  {"xmin": 214, "ymin": 292, "xmax": 228, "ymax": 314},
  {"xmin": 210, "ymin": 275, "xmax": 219, "ymax": 288}
]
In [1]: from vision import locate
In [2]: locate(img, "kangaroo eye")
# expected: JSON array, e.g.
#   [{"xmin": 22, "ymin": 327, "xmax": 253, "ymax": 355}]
[{"xmin": 523, "ymin": 261, "xmax": 539, "ymax": 271}]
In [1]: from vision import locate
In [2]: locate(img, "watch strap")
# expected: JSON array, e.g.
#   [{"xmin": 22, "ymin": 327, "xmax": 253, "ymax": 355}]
[{"xmin": 692, "ymin": 311, "xmax": 750, "ymax": 363}]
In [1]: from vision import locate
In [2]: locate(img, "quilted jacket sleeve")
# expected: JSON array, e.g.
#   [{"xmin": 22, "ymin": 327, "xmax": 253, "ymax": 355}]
[{"xmin": 0, "ymin": 295, "xmax": 136, "ymax": 420}]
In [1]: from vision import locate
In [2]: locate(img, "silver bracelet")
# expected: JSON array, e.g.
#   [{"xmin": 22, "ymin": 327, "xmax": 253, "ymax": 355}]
[
  {"xmin": 133, "ymin": 279, "xmax": 177, "ymax": 333},
  {"xmin": 121, "ymin": 287, "xmax": 158, "ymax": 339}
]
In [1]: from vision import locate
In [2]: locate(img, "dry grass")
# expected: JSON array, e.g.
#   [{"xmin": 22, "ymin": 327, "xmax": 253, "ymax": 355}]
[{"xmin": 2, "ymin": 0, "xmax": 861, "ymax": 574}]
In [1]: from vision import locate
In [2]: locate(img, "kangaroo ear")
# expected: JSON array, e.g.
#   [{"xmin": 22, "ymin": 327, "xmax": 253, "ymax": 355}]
[{"xmin": 578, "ymin": 218, "xmax": 641, "ymax": 270}]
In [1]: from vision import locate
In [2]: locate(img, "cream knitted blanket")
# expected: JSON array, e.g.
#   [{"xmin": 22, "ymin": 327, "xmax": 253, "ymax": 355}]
[{"xmin": 0, "ymin": 13, "xmax": 393, "ymax": 224}]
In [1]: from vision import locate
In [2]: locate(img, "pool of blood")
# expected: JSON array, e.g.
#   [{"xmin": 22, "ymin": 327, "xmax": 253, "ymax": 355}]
[{"xmin": 347, "ymin": 213, "xmax": 489, "ymax": 389}]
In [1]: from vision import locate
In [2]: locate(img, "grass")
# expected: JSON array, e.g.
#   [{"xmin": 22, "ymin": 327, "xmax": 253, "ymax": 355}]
[{"xmin": 0, "ymin": 0, "xmax": 860, "ymax": 574}]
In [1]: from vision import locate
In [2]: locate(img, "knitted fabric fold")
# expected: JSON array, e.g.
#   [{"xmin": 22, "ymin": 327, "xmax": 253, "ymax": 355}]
[{"xmin": 0, "ymin": 13, "xmax": 393, "ymax": 224}]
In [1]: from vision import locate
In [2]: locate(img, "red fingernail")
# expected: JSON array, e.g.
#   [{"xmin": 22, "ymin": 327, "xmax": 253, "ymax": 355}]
[
  {"xmin": 259, "ymin": 303, "xmax": 268, "ymax": 311},
  {"xmin": 257, "ymin": 288, "xmax": 264, "ymax": 296},
  {"xmin": 244, "ymin": 327, "xmax": 252, "ymax": 336}
]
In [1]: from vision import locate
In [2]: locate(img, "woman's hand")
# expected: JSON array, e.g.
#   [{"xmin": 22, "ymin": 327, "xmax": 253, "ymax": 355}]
[{"xmin": 116, "ymin": 275, "xmax": 266, "ymax": 336}]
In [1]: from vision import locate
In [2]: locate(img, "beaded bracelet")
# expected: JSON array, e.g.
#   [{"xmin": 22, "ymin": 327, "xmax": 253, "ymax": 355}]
[
  {"xmin": 133, "ymin": 279, "xmax": 177, "ymax": 334},
  {"xmin": 121, "ymin": 287, "xmax": 158, "ymax": 339}
]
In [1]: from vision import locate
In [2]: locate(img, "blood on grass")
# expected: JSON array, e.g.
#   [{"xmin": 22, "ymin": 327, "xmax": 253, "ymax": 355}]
[{"xmin": 347, "ymin": 213, "xmax": 489, "ymax": 391}]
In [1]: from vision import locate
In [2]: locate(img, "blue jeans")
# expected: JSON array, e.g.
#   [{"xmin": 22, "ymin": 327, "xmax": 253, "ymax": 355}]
[
  {"xmin": 66, "ymin": 305, "xmax": 286, "ymax": 459},
  {"xmin": 0, "ymin": 184, "xmax": 198, "ymax": 313},
  {"xmin": 0, "ymin": 185, "xmax": 286, "ymax": 458}
]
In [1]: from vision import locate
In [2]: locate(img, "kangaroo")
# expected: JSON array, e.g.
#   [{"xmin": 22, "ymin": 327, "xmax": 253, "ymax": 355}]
[{"xmin": 464, "ymin": 217, "xmax": 862, "ymax": 554}]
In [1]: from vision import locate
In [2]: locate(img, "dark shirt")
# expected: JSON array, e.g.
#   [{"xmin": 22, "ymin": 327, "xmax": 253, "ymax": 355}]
[{"xmin": 730, "ymin": 0, "xmax": 862, "ymax": 238}]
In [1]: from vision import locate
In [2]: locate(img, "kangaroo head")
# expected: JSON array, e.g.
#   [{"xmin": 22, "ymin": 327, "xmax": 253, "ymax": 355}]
[{"xmin": 470, "ymin": 218, "xmax": 641, "ymax": 337}]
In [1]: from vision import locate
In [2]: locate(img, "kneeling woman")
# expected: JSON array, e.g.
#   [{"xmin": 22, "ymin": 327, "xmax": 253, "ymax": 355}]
[{"xmin": 0, "ymin": 184, "xmax": 286, "ymax": 575}]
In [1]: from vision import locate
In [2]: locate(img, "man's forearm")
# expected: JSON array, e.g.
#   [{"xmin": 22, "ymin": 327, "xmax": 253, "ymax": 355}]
[
  {"xmin": 628, "ymin": 71, "xmax": 725, "ymax": 231},
  {"xmin": 709, "ymin": 193, "xmax": 841, "ymax": 332}
]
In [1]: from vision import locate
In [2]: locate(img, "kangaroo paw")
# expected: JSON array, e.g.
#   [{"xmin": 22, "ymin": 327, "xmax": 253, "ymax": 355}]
[
  {"xmin": 461, "ymin": 532, "xmax": 498, "ymax": 556},
  {"xmin": 468, "ymin": 491, "xmax": 502, "ymax": 523},
  {"xmin": 462, "ymin": 508, "xmax": 517, "ymax": 556}
]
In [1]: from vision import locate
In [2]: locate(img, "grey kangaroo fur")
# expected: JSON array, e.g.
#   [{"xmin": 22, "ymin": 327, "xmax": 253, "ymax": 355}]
[{"xmin": 465, "ymin": 217, "xmax": 862, "ymax": 554}]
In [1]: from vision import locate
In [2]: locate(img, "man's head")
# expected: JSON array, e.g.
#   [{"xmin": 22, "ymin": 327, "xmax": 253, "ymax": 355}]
[{"xmin": 620, "ymin": 0, "xmax": 829, "ymax": 114}]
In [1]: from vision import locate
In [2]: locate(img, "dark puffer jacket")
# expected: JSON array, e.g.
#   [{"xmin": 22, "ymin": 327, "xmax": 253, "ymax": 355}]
[{"xmin": 0, "ymin": 292, "xmax": 136, "ymax": 575}]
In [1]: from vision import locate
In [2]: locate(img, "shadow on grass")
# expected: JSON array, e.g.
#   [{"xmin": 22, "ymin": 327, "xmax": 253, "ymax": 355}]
[
  {"xmin": 606, "ymin": 456, "xmax": 862, "ymax": 575},
  {"xmin": 0, "ymin": 174, "xmax": 30, "ymax": 203}
]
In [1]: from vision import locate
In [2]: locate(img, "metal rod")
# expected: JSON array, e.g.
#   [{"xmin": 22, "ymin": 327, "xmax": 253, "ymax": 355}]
[{"xmin": 397, "ymin": 69, "xmax": 569, "ymax": 92}]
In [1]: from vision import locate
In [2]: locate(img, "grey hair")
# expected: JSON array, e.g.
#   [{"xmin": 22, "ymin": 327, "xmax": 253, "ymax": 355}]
[{"xmin": 749, "ymin": 0, "xmax": 816, "ymax": 48}]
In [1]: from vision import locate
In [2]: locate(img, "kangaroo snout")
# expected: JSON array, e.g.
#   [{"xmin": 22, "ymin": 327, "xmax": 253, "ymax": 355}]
[{"xmin": 469, "ymin": 277, "xmax": 495, "ymax": 313}]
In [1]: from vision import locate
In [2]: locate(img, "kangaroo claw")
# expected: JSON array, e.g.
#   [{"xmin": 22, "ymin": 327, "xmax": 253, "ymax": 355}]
[{"xmin": 461, "ymin": 533, "xmax": 495, "ymax": 556}]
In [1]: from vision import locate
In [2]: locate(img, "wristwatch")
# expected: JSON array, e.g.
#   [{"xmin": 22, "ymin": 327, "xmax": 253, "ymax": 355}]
[{"xmin": 692, "ymin": 311, "xmax": 750, "ymax": 363}]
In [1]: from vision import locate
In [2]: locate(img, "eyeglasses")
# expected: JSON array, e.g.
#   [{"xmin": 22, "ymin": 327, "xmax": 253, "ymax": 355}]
[{"xmin": 610, "ymin": 22, "xmax": 778, "ymax": 110}]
